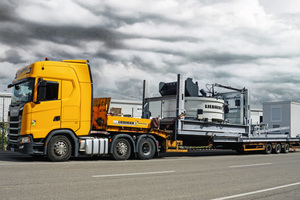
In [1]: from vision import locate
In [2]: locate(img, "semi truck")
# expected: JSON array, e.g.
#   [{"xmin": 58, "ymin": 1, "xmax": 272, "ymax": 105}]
[{"xmin": 6, "ymin": 59, "xmax": 300, "ymax": 161}]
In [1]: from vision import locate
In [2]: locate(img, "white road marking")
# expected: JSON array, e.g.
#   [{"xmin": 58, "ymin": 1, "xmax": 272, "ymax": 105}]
[
  {"xmin": 92, "ymin": 170, "xmax": 175, "ymax": 178},
  {"xmin": 229, "ymin": 163, "xmax": 272, "ymax": 168},
  {"xmin": 212, "ymin": 182, "xmax": 300, "ymax": 200}
]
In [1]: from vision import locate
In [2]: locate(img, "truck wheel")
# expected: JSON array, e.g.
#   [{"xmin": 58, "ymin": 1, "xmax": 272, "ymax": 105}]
[
  {"xmin": 112, "ymin": 138, "xmax": 131, "ymax": 160},
  {"xmin": 264, "ymin": 143, "xmax": 272, "ymax": 154},
  {"xmin": 282, "ymin": 143, "xmax": 289, "ymax": 153},
  {"xmin": 47, "ymin": 135, "xmax": 72, "ymax": 162},
  {"xmin": 137, "ymin": 138, "xmax": 156, "ymax": 160},
  {"xmin": 273, "ymin": 143, "xmax": 281, "ymax": 154}
]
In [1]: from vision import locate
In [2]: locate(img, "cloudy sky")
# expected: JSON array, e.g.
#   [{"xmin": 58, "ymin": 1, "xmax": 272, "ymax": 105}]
[{"xmin": 1, "ymin": 0, "xmax": 300, "ymax": 108}]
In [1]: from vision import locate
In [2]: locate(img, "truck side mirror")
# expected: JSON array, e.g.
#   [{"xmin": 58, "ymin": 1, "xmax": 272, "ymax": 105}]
[{"xmin": 35, "ymin": 78, "xmax": 47, "ymax": 104}]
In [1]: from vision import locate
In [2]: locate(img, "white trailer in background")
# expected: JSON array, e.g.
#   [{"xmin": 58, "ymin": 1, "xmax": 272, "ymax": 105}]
[
  {"xmin": 250, "ymin": 108, "xmax": 263, "ymax": 125},
  {"xmin": 263, "ymin": 101, "xmax": 300, "ymax": 138},
  {"xmin": 109, "ymin": 99, "xmax": 142, "ymax": 118},
  {"xmin": 0, "ymin": 92, "xmax": 12, "ymax": 123}
]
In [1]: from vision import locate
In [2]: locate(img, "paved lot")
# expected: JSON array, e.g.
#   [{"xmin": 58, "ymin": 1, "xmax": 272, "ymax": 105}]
[{"xmin": 1, "ymin": 150, "xmax": 300, "ymax": 200}]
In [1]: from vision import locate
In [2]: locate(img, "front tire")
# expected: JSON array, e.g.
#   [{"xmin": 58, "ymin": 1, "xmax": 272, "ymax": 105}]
[
  {"xmin": 47, "ymin": 135, "xmax": 72, "ymax": 162},
  {"xmin": 137, "ymin": 138, "xmax": 156, "ymax": 160},
  {"xmin": 112, "ymin": 138, "xmax": 131, "ymax": 160}
]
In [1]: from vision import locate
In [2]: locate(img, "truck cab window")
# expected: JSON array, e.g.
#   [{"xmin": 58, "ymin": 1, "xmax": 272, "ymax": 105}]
[
  {"xmin": 38, "ymin": 81, "xmax": 59, "ymax": 101},
  {"xmin": 11, "ymin": 78, "xmax": 34, "ymax": 104}
]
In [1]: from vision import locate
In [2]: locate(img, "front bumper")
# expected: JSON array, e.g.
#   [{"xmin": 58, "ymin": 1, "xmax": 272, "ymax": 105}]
[{"xmin": 7, "ymin": 135, "xmax": 34, "ymax": 155}]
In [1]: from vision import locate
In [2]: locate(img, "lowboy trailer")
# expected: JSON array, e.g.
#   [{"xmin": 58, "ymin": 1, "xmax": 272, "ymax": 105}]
[{"xmin": 6, "ymin": 59, "xmax": 300, "ymax": 161}]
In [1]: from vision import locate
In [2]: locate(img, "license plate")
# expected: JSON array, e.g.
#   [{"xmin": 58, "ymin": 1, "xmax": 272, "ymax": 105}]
[{"xmin": 10, "ymin": 148, "xmax": 15, "ymax": 152}]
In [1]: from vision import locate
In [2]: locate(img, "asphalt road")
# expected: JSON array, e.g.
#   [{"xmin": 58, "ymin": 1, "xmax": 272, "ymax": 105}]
[{"xmin": 1, "ymin": 150, "xmax": 300, "ymax": 200}]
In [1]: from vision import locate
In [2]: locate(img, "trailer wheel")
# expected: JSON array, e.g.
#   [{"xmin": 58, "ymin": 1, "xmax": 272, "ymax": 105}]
[
  {"xmin": 264, "ymin": 143, "xmax": 272, "ymax": 154},
  {"xmin": 47, "ymin": 135, "xmax": 72, "ymax": 162},
  {"xmin": 273, "ymin": 143, "xmax": 281, "ymax": 154},
  {"xmin": 112, "ymin": 138, "xmax": 131, "ymax": 160},
  {"xmin": 137, "ymin": 138, "xmax": 156, "ymax": 160},
  {"xmin": 282, "ymin": 143, "xmax": 289, "ymax": 153}
]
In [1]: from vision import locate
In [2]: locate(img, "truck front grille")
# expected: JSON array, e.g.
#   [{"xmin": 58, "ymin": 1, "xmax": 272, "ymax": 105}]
[{"xmin": 7, "ymin": 107, "xmax": 23, "ymax": 144}]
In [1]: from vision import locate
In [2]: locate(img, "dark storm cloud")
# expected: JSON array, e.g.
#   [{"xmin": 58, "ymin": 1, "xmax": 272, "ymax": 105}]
[
  {"xmin": 4, "ymin": 49, "xmax": 25, "ymax": 64},
  {"xmin": 76, "ymin": 0, "xmax": 191, "ymax": 28},
  {"xmin": 32, "ymin": 26, "xmax": 124, "ymax": 49},
  {"xmin": 0, "ymin": 22, "xmax": 125, "ymax": 49},
  {"xmin": 252, "ymin": 84, "xmax": 300, "ymax": 104},
  {"xmin": 94, "ymin": 51, "xmax": 116, "ymax": 62},
  {"xmin": 130, "ymin": 56, "xmax": 156, "ymax": 71},
  {"xmin": 0, "ymin": 1, "xmax": 33, "ymax": 46},
  {"xmin": 0, "ymin": 0, "xmax": 128, "ymax": 56},
  {"xmin": 253, "ymin": 73, "xmax": 300, "ymax": 84},
  {"xmin": 189, "ymin": 52, "xmax": 258, "ymax": 66},
  {"xmin": 129, "ymin": 55, "xmax": 183, "ymax": 75},
  {"xmin": 0, "ymin": 23, "xmax": 31, "ymax": 46},
  {"xmin": 0, "ymin": 0, "xmax": 18, "ymax": 22},
  {"xmin": 115, "ymin": 78, "xmax": 143, "ymax": 97}
]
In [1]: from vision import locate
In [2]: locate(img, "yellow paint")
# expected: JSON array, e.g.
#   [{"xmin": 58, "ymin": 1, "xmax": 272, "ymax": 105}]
[
  {"xmin": 14, "ymin": 60, "xmax": 92, "ymax": 139},
  {"xmin": 106, "ymin": 116, "xmax": 151, "ymax": 129},
  {"xmin": 242, "ymin": 143, "xmax": 265, "ymax": 151},
  {"xmin": 20, "ymin": 103, "xmax": 32, "ymax": 136},
  {"xmin": 165, "ymin": 140, "xmax": 187, "ymax": 152}
]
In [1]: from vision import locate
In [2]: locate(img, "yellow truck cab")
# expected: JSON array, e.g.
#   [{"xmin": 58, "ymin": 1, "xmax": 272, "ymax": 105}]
[
  {"xmin": 7, "ymin": 59, "xmax": 93, "ymax": 161},
  {"xmin": 7, "ymin": 59, "xmax": 158, "ymax": 161}
]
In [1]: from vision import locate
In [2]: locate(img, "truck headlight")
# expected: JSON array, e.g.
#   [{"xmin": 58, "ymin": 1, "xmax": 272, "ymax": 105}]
[{"xmin": 20, "ymin": 136, "xmax": 31, "ymax": 144}]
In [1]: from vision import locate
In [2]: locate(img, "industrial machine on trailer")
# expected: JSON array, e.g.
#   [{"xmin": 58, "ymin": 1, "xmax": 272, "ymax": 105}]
[{"xmin": 6, "ymin": 59, "xmax": 300, "ymax": 161}]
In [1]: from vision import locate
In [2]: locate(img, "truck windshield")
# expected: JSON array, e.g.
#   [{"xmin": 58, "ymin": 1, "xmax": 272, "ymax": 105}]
[{"xmin": 11, "ymin": 78, "xmax": 35, "ymax": 104}]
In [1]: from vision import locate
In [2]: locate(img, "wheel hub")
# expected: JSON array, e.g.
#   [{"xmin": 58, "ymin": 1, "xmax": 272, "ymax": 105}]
[
  {"xmin": 54, "ymin": 141, "xmax": 67, "ymax": 156},
  {"xmin": 117, "ymin": 142, "xmax": 128, "ymax": 155},
  {"xmin": 142, "ymin": 143, "xmax": 151, "ymax": 155}
]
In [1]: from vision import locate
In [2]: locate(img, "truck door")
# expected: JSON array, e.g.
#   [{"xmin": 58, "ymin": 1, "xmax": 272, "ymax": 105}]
[
  {"xmin": 31, "ymin": 79, "xmax": 61, "ymax": 139},
  {"xmin": 61, "ymin": 80, "xmax": 80, "ymax": 132}
]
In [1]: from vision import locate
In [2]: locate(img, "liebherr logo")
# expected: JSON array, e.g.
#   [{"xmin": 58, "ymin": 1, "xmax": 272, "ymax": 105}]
[
  {"xmin": 205, "ymin": 104, "xmax": 222, "ymax": 110},
  {"xmin": 113, "ymin": 120, "xmax": 135, "ymax": 125},
  {"xmin": 112, "ymin": 120, "xmax": 148, "ymax": 126}
]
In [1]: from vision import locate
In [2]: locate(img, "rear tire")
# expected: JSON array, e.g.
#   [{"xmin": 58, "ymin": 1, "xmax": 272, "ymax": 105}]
[
  {"xmin": 137, "ymin": 138, "xmax": 156, "ymax": 160},
  {"xmin": 273, "ymin": 143, "xmax": 281, "ymax": 154},
  {"xmin": 112, "ymin": 138, "xmax": 131, "ymax": 160},
  {"xmin": 264, "ymin": 143, "xmax": 272, "ymax": 154},
  {"xmin": 47, "ymin": 135, "xmax": 72, "ymax": 162},
  {"xmin": 282, "ymin": 143, "xmax": 289, "ymax": 153}
]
